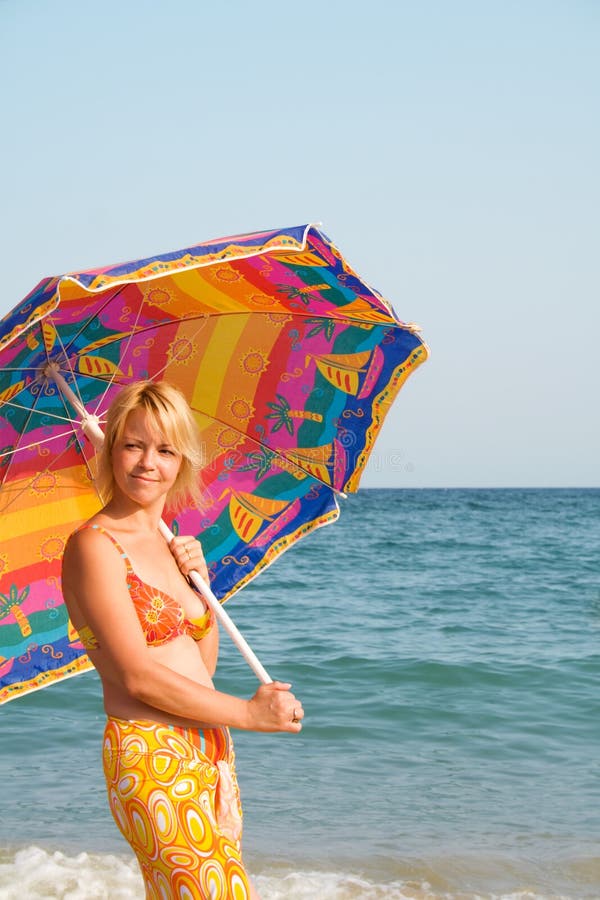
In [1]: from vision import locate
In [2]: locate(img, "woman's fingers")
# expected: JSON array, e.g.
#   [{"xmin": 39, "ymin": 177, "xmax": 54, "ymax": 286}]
[
  {"xmin": 248, "ymin": 682, "xmax": 305, "ymax": 733},
  {"xmin": 271, "ymin": 682, "xmax": 304, "ymax": 724},
  {"xmin": 291, "ymin": 702, "xmax": 304, "ymax": 724},
  {"xmin": 170, "ymin": 535, "xmax": 209, "ymax": 580}
]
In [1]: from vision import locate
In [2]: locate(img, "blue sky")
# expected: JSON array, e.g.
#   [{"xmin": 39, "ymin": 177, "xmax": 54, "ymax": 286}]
[{"xmin": 1, "ymin": 0, "xmax": 598, "ymax": 487}]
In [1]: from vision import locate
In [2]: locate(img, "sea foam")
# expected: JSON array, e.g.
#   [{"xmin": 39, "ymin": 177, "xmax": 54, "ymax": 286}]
[
  {"xmin": 0, "ymin": 845, "xmax": 569, "ymax": 900},
  {"xmin": 0, "ymin": 846, "xmax": 141, "ymax": 899}
]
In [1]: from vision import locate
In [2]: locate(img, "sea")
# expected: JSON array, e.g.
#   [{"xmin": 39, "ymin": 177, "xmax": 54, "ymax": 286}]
[{"xmin": 1, "ymin": 488, "xmax": 599, "ymax": 900}]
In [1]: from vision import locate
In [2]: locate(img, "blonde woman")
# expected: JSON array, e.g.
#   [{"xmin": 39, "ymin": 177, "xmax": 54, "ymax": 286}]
[{"xmin": 62, "ymin": 380, "xmax": 303, "ymax": 900}]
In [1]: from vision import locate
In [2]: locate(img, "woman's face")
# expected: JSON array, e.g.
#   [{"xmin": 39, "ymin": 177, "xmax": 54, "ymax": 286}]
[{"xmin": 110, "ymin": 407, "xmax": 182, "ymax": 509}]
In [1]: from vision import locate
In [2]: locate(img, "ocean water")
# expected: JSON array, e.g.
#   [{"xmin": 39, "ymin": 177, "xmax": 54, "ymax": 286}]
[{"xmin": 1, "ymin": 488, "xmax": 599, "ymax": 900}]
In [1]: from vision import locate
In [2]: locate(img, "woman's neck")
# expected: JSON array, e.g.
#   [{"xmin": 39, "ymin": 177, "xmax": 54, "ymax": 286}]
[{"xmin": 101, "ymin": 493, "xmax": 166, "ymax": 536}]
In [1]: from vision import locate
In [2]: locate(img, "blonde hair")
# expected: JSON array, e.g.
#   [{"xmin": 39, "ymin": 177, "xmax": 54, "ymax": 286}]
[{"xmin": 96, "ymin": 381, "xmax": 203, "ymax": 512}]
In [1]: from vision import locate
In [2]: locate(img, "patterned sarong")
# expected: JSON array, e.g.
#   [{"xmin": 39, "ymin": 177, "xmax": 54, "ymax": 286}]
[{"xmin": 102, "ymin": 717, "xmax": 250, "ymax": 899}]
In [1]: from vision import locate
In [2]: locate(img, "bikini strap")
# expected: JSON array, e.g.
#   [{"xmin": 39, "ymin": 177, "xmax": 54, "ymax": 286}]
[{"xmin": 75, "ymin": 523, "xmax": 133, "ymax": 574}]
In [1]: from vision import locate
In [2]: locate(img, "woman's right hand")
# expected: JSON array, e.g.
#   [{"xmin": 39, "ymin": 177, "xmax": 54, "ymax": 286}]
[{"xmin": 247, "ymin": 682, "xmax": 304, "ymax": 733}]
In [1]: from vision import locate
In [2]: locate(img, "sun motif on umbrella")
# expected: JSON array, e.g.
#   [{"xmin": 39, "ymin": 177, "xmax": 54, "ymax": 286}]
[
  {"xmin": 40, "ymin": 536, "xmax": 65, "ymax": 563},
  {"xmin": 144, "ymin": 286, "xmax": 173, "ymax": 308},
  {"xmin": 229, "ymin": 398, "xmax": 254, "ymax": 423},
  {"xmin": 167, "ymin": 337, "xmax": 197, "ymax": 366},
  {"xmin": 248, "ymin": 293, "xmax": 276, "ymax": 307},
  {"xmin": 214, "ymin": 266, "xmax": 241, "ymax": 284},
  {"xmin": 240, "ymin": 351, "xmax": 269, "ymax": 376},
  {"xmin": 216, "ymin": 427, "xmax": 244, "ymax": 451},
  {"xmin": 29, "ymin": 472, "xmax": 58, "ymax": 496},
  {"xmin": 265, "ymin": 312, "xmax": 291, "ymax": 326}
]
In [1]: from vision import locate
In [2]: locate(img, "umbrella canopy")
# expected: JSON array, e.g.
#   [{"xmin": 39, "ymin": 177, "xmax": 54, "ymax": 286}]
[{"xmin": 0, "ymin": 224, "xmax": 428, "ymax": 704}]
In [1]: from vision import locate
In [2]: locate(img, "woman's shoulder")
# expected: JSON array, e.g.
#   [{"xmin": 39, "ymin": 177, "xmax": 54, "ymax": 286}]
[
  {"xmin": 64, "ymin": 517, "xmax": 128, "ymax": 565},
  {"xmin": 62, "ymin": 523, "xmax": 132, "ymax": 601}
]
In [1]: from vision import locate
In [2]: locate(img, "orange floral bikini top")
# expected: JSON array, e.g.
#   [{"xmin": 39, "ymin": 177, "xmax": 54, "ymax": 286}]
[{"xmin": 74, "ymin": 524, "xmax": 215, "ymax": 652}]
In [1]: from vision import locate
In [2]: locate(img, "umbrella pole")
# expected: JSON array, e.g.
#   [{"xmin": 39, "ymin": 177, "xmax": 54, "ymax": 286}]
[
  {"xmin": 156, "ymin": 521, "xmax": 273, "ymax": 684},
  {"xmin": 45, "ymin": 364, "xmax": 273, "ymax": 685}
]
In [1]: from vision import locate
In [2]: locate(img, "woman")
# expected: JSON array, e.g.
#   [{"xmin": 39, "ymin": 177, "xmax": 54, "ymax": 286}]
[{"xmin": 61, "ymin": 380, "xmax": 303, "ymax": 900}]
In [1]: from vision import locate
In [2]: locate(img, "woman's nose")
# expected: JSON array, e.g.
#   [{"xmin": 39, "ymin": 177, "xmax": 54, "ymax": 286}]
[{"xmin": 139, "ymin": 448, "xmax": 157, "ymax": 468}]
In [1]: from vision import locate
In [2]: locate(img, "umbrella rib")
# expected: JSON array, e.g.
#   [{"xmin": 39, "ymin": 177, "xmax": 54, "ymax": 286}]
[
  {"xmin": 53, "ymin": 292, "xmax": 147, "ymax": 420},
  {"xmin": 0, "ymin": 396, "xmax": 82, "ymax": 428},
  {"xmin": 49, "ymin": 368, "xmax": 129, "ymax": 404},
  {"xmin": 0, "ymin": 385, "xmax": 69, "ymax": 491},
  {"xmin": 50, "ymin": 315, "xmax": 94, "ymax": 416},
  {"xmin": 0, "ymin": 430, "xmax": 98, "ymax": 517},
  {"xmin": 49, "ymin": 285, "xmax": 150, "ymax": 420},
  {"xmin": 69, "ymin": 304, "xmax": 210, "ymax": 418},
  {"xmin": 57, "ymin": 308, "xmax": 404, "ymax": 400},
  {"xmin": 0, "ymin": 365, "xmax": 46, "ymax": 374},
  {"xmin": 64, "ymin": 312, "xmax": 211, "ymax": 358},
  {"xmin": 0, "ymin": 410, "xmax": 36, "ymax": 492},
  {"xmin": 67, "ymin": 413, "xmax": 102, "ymax": 492},
  {"xmin": 117, "ymin": 309, "xmax": 406, "ymax": 327},
  {"xmin": 140, "ymin": 317, "xmax": 212, "ymax": 384},
  {"xmin": 65, "ymin": 307, "xmax": 405, "ymax": 360},
  {"xmin": 61, "ymin": 308, "xmax": 404, "ymax": 387},
  {"xmin": 0, "ymin": 385, "xmax": 95, "ymax": 505},
  {"xmin": 90, "ymin": 290, "xmax": 150, "ymax": 416},
  {"xmin": 0, "ymin": 427, "xmax": 83, "ymax": 462},
  {"xmin": 58, "ymin": 314, "xmax": 210, "ymax": 398}
]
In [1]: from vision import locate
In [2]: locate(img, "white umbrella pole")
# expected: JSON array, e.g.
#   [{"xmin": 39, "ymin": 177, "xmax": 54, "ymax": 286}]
[
  {"xmin": 46, "ymin": 364, "xmax": 273, "ymax": 685},
  {"xmin": 156, "ymin": 520, "xmax": 272, "ymax": 684}
]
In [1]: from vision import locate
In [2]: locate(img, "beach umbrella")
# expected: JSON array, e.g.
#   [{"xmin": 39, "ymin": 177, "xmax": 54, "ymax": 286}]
[{"xmin": 0, "ymin": 224, "xmax": 428, "ymax": 704}]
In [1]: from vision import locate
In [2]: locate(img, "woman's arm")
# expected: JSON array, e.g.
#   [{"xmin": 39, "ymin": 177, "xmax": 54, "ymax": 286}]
[{"xmin": 62, "ymin": 528, "xmax": 302, "ymax": 732}]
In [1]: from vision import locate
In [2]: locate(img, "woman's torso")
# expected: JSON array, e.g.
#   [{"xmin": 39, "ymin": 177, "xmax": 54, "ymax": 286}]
[
  {"xmin": 64, "ymin": 516, "xmax": 216, "ymax": 727},
  {"xmin": 102, "ymin": 640, "xmax": 214, "ymax": 726}
]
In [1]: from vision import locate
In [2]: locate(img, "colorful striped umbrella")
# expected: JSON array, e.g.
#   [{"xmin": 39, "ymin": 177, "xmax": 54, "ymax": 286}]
[{"xmin": 0, "ymin": 224, "xmax": 428, "ymax": 704}]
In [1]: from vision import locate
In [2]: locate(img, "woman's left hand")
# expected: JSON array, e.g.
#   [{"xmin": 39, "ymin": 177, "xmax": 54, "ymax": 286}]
[{"xmin": 170, "ymin": 535, "xmax": 209, "ymax": 582}]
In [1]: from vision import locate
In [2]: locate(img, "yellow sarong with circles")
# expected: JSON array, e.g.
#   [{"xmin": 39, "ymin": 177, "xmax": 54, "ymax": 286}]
[{"xmin": 102, "ymin": 717, "xmax": 250, "ymax": 899}]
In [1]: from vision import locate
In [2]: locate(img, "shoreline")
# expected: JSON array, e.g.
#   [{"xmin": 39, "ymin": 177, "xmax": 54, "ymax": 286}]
[{"xmin": 1, "ymin": 841, "xmax": 598, "ymax": 899}]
